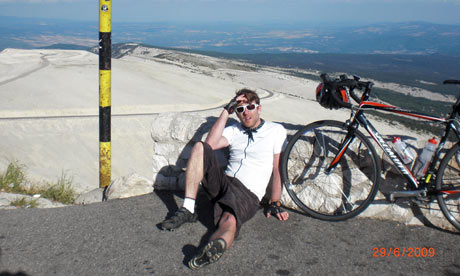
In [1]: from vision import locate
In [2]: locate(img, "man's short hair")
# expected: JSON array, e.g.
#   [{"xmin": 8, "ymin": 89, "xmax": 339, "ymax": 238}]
[{"xmin": 235, "ymin": 88, "xmax": 260, "ymax": 105}]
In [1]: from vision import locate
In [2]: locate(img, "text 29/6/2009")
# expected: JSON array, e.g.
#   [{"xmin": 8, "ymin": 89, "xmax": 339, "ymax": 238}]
[{"xmin": 372, "ymin": 247, "xmax": 435, "ymax": 258}]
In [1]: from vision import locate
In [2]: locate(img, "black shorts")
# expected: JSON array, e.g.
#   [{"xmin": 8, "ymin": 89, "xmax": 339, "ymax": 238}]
[{"xmin": 200, "ymin": 142, "xmax": 260, "ymax": 234}]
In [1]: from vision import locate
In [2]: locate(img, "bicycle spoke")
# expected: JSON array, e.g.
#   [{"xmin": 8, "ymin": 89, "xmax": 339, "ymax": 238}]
[
  {"xmin": 437, "ymin": 144, "xmax": 460, "ymax": 231},
  {"xmin": 282, "ymin": 121, "xmax": 380, "ymax": 221},
  {"xmin": 445, "ymin": 163, "xmax": 460, "ymax": 175},
  {"xmin": 313, "ymin": 128, "xmax": 328, "ymax": 157}
]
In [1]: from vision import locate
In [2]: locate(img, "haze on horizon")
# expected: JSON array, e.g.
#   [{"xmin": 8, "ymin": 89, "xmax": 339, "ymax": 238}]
[{"xmin": 0, "ymin": 0, "xmax": 459, "ymax": 25}]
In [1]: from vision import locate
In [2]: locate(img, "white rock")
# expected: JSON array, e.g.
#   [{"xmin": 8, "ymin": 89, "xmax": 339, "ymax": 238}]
[
  {"xmin": 153, "ymin": 142, "xmax": 177, "ymax": 157},
  {"xmin": 187, "ymin": 117, "xmax": 209, "ymax": 141},
  {"xmin": 74, "ymin": 188, "xmax": 104, "ymax": 205},
  {"xmin": 104, "ymin": 173, "xmax": 153, "ymax": 200},
  {"xmin": 151, "ymin": 113, "xmax": 175, "ymax": 142},
  {"xmin": 36, "ymin": 197, "xmax": 67, "ymax": 208},
  {"xmin": 407, "ymin": 216, "xmax": 424, "ymax": 226},
  {"xmin": 171, "ymin": 114, "xmax": 193, "ymax": 141},
  {"xmin": 389, "ymin": 204, "xmax": 412, "ymax": 222},
  {"xmin": 0, "ymin": 198, "xmax": 11, "ymax": 207},
  {"xmin": 360, "ymin": 203, "xmax": 390, "ymax": 218},
  {"xmin": 0, "ymin": 192, "xmax": 66, "ymax": 209},
  {"xmin": 152, "ymin": 154, "xmax": 169, "ymax": 173}
]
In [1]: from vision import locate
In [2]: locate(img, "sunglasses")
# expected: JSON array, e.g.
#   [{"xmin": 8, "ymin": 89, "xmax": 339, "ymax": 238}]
[{"xmin": 236, "ymin": 103, "xmax": 259, "ymax": 113}]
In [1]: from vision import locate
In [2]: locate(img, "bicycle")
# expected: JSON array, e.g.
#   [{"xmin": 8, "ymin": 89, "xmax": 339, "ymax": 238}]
[{"xmin": 281, "ymin": 73, "xmax": 460, "ymax": 231}]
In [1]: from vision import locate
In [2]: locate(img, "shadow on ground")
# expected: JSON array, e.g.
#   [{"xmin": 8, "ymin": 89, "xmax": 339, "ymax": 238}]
[{"xmin": 154, "ymin": 189, "xmax": 219, "ymax": 265}]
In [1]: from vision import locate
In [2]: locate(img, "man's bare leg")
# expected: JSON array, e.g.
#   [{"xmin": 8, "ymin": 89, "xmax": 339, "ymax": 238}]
[
  {"xmin": 160, "ymin": 142, "xmax": 204, "ymax": 230},
  {"xmin": 184, "ymin": 142, "xmax": 205, "ymax": 200},
  {"xmin": 188, "ymin": 211, "xmax": 235, "ymax": 270},
  {"xmin": 210, "ymin": 212, "xmax": 237, "ymax": 248},
  {"xmin": 186, "ymin": 143, "xmax": 238, "ymax": 247}
]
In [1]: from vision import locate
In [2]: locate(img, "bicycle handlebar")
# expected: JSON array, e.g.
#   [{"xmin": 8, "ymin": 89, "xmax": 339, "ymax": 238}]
[
  {"xmin": 319, "ymin": 74, "xmax": 460, "ymax": 110},
  {"xmin": 320, "ymin": 73, "xmax": 374, "ymax": 108}
]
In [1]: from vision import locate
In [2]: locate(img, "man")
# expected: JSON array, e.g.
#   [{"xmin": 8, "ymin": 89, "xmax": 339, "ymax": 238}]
[{"xmin": 160, "ymin": 88, "xmax": 289, "ymax": 270}]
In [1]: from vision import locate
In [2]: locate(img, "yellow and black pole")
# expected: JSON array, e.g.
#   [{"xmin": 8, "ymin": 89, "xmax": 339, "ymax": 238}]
[{"xmin": 99, "ymin": 0, "xmax": 111, "ymax": 190}]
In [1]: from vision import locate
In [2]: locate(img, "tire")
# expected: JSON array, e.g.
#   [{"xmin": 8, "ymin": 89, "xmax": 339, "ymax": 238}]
[
  {"xmin": 436, "ymin": 143, "xmax": 460, "ymax": 232},
  {"xmin": 281, "ymin": 120, "xmax": 381, "ymax": 221}
]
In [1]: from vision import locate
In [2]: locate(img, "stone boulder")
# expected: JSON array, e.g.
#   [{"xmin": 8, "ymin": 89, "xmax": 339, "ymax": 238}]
[
  {"xmin": 0, "ymin": 192, "xmax": 66, "ymax": 209},
  {"xmin": 74, "ymin": 188, "xmax": 105, "ymax": 205},
  {"xmin": 104, "ymin": 173, "xmax": 153, "ymax": 200}
]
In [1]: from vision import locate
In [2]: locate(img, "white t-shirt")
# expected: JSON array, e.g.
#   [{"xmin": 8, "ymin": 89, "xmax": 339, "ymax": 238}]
[{"xmin": 222, "ymin": 121, "xmax": 287, "ymax": 200}]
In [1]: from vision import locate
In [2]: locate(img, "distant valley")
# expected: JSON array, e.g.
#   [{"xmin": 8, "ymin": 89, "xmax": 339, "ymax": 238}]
[
  {"xmin": 1, "ymin": 16, "xmax": 460, "ymax": 56},
  {"xmin": 99, "ymin": 43, "xmax": 460, "ymax": 134},
  {"xmin": 2, "ymin": 16, "xmax": 459, "ymax": 93}
]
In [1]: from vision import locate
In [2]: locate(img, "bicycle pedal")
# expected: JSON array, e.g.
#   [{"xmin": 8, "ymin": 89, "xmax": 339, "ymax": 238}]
[{"xmin": 388, "ymin": 189, "xmax": 426, "ymax": 202}]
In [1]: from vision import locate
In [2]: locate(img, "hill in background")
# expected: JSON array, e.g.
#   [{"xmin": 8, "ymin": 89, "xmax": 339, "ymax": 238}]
[
  {"xmin": 1, "ymin": 16, "xmax": 460, "ymax": 56},
  {"xmin": 2, "ymin": 15, "xmax": 459, "ymax": 97}
]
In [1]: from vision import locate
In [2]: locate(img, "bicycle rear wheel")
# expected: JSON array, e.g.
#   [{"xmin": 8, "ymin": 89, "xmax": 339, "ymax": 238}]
[
  {"xmin": 281, "ymin": 120, "xmax": 380, "ymax": 221},
  {"xmin": 436, "ymin": 143, "xmax": 460, "ymax": 231}
]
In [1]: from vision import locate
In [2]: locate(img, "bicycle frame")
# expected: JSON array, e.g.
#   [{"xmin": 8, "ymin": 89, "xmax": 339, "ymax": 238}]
[{"xmin": 326, "ymin": 99, "xmax": 460, "ymax": 190}]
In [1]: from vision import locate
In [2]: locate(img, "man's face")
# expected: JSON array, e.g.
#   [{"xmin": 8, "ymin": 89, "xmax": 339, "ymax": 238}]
[{"xmin": 235, "ymin": 100, "xmax": 261, "ymax": 129}]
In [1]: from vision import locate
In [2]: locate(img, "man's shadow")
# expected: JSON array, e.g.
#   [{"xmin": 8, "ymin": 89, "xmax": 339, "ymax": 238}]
[
  {"xmin": 0, "ymin": 272, "xmax": 30, "ymax": 276},
  {"xmin": 0, "ymin": 249, "xmax": 31, "ymax": 276},
  {"xmin": 154, "ymin": 189, "xmax": 217, "ymax": 265}
]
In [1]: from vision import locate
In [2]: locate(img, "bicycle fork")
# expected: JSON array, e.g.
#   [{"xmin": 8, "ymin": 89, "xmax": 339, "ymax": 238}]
[{"xmin": 325, "ymin": 120, "xmax": 359, "ymax": 174}]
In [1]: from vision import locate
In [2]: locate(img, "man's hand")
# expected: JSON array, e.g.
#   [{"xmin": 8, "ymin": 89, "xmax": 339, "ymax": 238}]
[
  {"xmin": 224, "ymin": 94, "xmax": 248, "ymax": 114},
  {"xmin": 235, "ymin": 94, "xmax": 247, "ymax": 103},
  {"xmin": 224, "ymin": 96, "xmax": 238, "ymax": 114},
  {"xmin": 265, "ymin": 201, "xmax": 289, "ymax": 221}
]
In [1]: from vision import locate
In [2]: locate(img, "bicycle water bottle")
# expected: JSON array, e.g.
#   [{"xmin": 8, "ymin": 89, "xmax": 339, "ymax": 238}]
[
  {"xmin": 392, "ymin": 137, "xmax": 414, "ymax": 164},
  {"xmin": 413, "ymin": 138, "xmax": 437, "ymax": 178}
]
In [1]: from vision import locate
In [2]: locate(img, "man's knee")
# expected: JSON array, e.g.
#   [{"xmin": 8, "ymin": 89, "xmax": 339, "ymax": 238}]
[
  {"xmin": 220, "ymin": 212, "xmax": 237, "ymax": 227},
  {"xmin": 190, "ymin": 141, "xmax": 205, "ymax": 157}
]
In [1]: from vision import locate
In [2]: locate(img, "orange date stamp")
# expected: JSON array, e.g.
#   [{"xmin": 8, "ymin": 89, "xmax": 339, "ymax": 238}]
[{"xmin": 372, "ymin": 247, "xmax": 435, "ymax": 258}]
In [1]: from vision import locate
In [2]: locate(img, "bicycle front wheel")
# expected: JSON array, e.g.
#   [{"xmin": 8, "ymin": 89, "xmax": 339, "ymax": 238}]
[
  {"xmin": 281, "ymin": 120, "xmax": 380, "ymax": 221},
  {"xmin": 436, "ymin": 143, "xmax": 460, "ymax": 232}
]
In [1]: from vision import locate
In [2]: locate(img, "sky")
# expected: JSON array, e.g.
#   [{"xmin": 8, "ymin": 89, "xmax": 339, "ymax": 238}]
[{"xmin": 0, "ymin": 0, "xmax": 459, "ymax": 25}]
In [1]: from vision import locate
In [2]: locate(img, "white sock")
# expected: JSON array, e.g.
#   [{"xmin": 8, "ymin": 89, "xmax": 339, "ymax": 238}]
[{"xmin": 183, "ymin": 197, "xmax": 195, "ymax": 213}]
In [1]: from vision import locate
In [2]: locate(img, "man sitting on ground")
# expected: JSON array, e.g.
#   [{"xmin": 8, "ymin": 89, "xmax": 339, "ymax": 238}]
[{"xmin": 160, "ymin": 88, "xmax": 289, "ymax": 270}]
